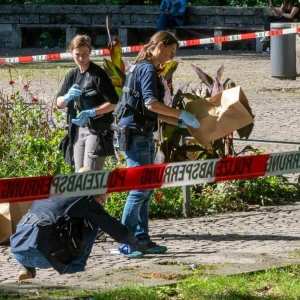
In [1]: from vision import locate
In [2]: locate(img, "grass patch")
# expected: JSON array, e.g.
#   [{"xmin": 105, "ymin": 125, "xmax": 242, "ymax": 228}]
[{"xmin": 2, "ymin": 265, "xmax": 300, "ymax": 300}]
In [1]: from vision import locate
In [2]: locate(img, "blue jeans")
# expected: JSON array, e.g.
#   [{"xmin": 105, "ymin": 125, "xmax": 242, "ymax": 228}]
[
  {"xmin": 12, "ymin": 227, "xmax": 99, "ymax": 274},
  {"xmin": 121, "ymin": 134, "xmax": 155, "ymax": 244},
  {"xmin": 157, "ymin": 13, "xmax": 178, "ymax": 31}
]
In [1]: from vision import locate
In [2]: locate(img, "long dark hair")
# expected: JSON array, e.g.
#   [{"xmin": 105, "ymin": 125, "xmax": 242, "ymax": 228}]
[
  {"xmin": 282, "ymin": 0, "xmax": 295, "ymax": 11},
  {"xmin": 134, "ymin": 30, "xmax": 179, "ymax": 63}
]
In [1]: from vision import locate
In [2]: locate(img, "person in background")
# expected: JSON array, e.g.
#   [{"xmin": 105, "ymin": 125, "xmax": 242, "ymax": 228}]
[
  {"xmin": 10, "ymin": 168, "xmax": 147, "ymax": 282},
  {"xmin": 56, "ymin": 34, "xmax": 119, "ymax": 172},
  {"xmin": 114, "ymin": 30, "xmax": 200, "ymax": 255},
  {"xmin": 261, "ymin": 0, "xmax": 300, "ymax": 44},
  {"xmin": 157, "ymin": 0, "xmax": 187, "ymax": 31}
]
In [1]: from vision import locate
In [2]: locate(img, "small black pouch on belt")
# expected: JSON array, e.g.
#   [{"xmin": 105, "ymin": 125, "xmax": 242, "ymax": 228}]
[
  {"xmin": 111, "ymin": 124, "xmax": 131, "ymax": 151},
  {"xmin": 93, "ymin": 130, "xmax": 115, "ymax": 156}
]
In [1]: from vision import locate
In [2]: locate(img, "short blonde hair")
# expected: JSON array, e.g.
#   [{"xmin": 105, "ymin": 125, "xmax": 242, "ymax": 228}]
[{"xmin": 68, "ymin": 34, "xmax": 92, "ymax": 53}]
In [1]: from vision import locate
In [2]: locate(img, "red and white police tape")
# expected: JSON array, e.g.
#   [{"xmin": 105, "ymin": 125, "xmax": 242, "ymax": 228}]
[
  {"xmin": 1, "ymin": 27, "xmax": 299, "ymax": 64},
  {"xmin": 0, "ymin": 150, "xmax": 299, "ymax": 204}
]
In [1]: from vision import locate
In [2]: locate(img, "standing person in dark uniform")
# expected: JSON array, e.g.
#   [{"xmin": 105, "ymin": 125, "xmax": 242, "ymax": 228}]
[
  {"xmin": 10, "ymin": 170, "xmax": 146, "ymax": 282},
  {"xmin": 56, "ymin": 34, "xmax": 119, "ymax": 173},
  {"xmin": 114, "ymin": 30, "xmax": 200, "ymax": 255}
]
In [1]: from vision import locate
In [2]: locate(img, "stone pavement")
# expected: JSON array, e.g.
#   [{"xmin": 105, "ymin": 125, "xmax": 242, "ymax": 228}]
[
  {"xmin": 1, "ymin": 204, "xmax": 300, "ymax": 294},
  {"xmin": 0, "ymin": 48, "xmax": 300, "ymax": 295}
]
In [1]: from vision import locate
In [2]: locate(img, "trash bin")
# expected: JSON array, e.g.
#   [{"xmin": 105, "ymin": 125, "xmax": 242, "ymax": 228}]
[{"xmin": 270, "ymin": 22, "xmax": 297, "ymax": 80}]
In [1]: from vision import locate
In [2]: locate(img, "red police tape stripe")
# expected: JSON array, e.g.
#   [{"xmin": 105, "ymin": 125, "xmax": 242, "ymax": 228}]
[
  {"xmin": 1, "ymin": 27, "xmax": 299, "ymax": 64},
  {"xmin": 0, "ymin": 175, "xmax": 53, "ymax": 203},
  {"xmin": 214, "ymin": 154, "xmax": 270, "ymax": 182},
  {"xmin": 0, "ymin": 151, "xmax": 299, "ymax": 204},
  {"xmin": 107, "ymin": 164, "xmax": 168, "ymax": 192}
]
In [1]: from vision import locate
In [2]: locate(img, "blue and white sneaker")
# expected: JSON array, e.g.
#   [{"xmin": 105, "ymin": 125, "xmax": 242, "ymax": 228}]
[{"xmin": 118, "ymin": 244, "xmax": 144, "ymax": 259}]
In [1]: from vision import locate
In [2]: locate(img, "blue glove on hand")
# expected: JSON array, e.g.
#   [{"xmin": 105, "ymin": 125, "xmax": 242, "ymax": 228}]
[
  {"xmin": 178, "ymin": 119, "xmax": 188, "ymax": 129},
  {"xmin": 71, "ymin": 108, "xmax": 96, "ymax": 126},
  {"xmin": 179, "ymin": 110, "xmax": 200, "ymax": 128},
  {"xmin": 63, "ymin": 84, "xmax": 82, "ymax": 103}
]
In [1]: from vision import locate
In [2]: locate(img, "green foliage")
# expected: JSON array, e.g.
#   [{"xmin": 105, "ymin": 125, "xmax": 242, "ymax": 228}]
[
  {"xmin": 150, "ymin": 187, "xmax": 184, "ymax": 218},
  {"xmin": 0, "ymin": 0, "xmax": 146, "ymax": 4},
  {"xmin": 103, "ymin": 155, "xmax": 298, "ymax": 219},
  {"xmin": 0, "ymin": 0, "xmax": 281, "ymax": 6},
  {"xmin": 173, "ymin": 265, "xmax": 300, "ymax": 299},
  {"xmin": 189, "ymin": 0, "xmax": 280, "ymax": 6},
  {"xmin": 190, "ymin": 176, "xmax": 299, "ymax": 216},
  {"xmin": 38, "ymin": 31, "xmax": 65, "ymax": 49},
  {"xmin": 0, "ymin": 63, "xmax": 73, "ymax": 178},
  {"xmin": 9, "ymin": 264, "xmax": 300, "ymax": 299}
]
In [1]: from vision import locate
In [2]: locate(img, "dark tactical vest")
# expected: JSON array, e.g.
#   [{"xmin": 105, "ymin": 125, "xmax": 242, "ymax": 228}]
[{"xmin": 113, "ymin": 60, "xmax": 165, "ymax": 132}]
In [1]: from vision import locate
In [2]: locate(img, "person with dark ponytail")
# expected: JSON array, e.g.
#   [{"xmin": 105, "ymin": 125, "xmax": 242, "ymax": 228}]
[
  {"xmin": 261, "ymin": 0, "xmax": 300, "ymax": 43},
  {"xmin": 269, "ymin": 0, "xmax": 300, "ymax": 24},
  {"xmin": 114, "ymin": 30, "xmax": 200, "ymax": 255}
]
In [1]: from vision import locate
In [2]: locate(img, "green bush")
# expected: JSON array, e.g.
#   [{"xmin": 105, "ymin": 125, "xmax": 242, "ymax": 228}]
[
  {"xmin": 0, "ymin": 0, "xmax": 281, "ymax": 6},
  {"xmin": 0, "ymin": 63, "xmax": 73, "ymax": 178},
  {"xmin": 0, "ymin": 0, "xmax": 158, "ymax": 5}
]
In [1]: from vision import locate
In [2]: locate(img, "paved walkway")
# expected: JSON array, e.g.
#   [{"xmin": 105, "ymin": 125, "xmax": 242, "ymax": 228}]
[
  {"xmin": 1, "ymin": 204, "xmax": 300, "ymax": 293},
  {"xmin": 0, "ymin": 49, "xmax": 300, "ymax": 295}
]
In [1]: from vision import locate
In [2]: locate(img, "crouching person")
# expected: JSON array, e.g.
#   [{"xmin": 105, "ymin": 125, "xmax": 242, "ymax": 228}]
[{"xmin": 10, "ymin": 193, "xmax": 146, "ymax": 282}]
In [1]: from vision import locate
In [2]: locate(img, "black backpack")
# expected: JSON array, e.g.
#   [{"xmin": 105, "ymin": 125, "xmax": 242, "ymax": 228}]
[{"xmin": 35, "ymin": 212, "xmax": 94, "ymax": 274}]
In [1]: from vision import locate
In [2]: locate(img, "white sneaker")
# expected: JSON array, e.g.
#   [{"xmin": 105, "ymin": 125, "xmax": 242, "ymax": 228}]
[{"xmin": 263, "ymin": 47, "xmax": 270, "ymax": 54}]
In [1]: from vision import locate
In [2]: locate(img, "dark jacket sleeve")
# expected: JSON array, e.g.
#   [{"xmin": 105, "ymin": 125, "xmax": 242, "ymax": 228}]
[
  {"xmin": 95, "ymin": 67, "xmax": 119, "ymax": 105},
  {"xmin": 86, "ymin": 199, "xmax": 138, "ymax": 246},
  {"xmin": 57, "ymin": 68, "xmax": 77, "ymax": 98}
]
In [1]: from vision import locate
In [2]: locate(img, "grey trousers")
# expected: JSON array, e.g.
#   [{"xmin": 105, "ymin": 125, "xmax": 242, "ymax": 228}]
[{"xmin": 73, "ymin": 126, "xmax": 105, "ymax": 172}]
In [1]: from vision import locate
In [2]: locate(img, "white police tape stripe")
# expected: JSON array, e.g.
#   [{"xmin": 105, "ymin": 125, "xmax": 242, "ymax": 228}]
[
  {"xmin": 1, "ymin": 27, "xmax": 299, "ymax": 64},
  {"xmin": 0, "ymin": 151, "xmax": 299, "ymax": 203},
  {"xmin": 50, "ymin": 170, "xmax": 110, "ymax": 198},
  {"xmin": 49, "ymin": 151, "xmax": 299, "ymax": 198}
]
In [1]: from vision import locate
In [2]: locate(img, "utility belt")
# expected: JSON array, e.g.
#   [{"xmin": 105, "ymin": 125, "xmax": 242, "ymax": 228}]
[
  {"xmin": 111, "ymin": 124, "xmax": 151, "ymax": 152},
  {"xmin": 116, "ymin": 103, "xmax": 157, "ymax": 132},
  {"xmin": 85, "ymin": 115, "xmax": 113, "ymax": 135},
  {"xmin": 80, "ymin": 116, "xmax": 115, "ymax": 157}
]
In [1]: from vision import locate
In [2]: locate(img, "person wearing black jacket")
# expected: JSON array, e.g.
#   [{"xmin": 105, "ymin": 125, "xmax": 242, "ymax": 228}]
[
  {"xmin": 10, "ymin": 193, "xmax": 146, "ymax": 282},
  {"xmin": 56, "ymin": 34, "xmax": 119, "ymax": 172}
]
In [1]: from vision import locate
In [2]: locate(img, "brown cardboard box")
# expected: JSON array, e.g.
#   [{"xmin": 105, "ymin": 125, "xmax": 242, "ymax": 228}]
[
  {"xmin": 0, "ymin": 201, "xmax": 33, "ymax": 244},
  {"xmin": 185, "ymin": 86, "xmax": 254, "ymax": 146}
]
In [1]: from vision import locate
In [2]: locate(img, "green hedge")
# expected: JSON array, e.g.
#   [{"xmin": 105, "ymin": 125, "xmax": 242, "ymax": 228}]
[{"xmin": 0, "ymin": 0, "xmax": 281, "ymax": 7}]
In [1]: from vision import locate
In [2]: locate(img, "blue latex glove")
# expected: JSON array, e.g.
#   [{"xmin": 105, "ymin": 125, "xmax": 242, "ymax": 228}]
[
  {"xmin": 71, "ymin": 108, "xmax": 96, "ymax": 126},
  {"xmin": 63, "ymin": 84, "xmax": 82, "ymax": 103},
  {"xmin": 178, "ymin": 119, "xmax": 188, "ymax": 129},
  {"xmin": 179, "ymin": 110, "xmax": 200, "ymax": 128}
]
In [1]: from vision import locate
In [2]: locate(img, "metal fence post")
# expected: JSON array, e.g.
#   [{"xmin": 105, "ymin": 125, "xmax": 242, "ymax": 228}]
[
  {"xmin": 182, "ymin": 185, "xmax": 191, "ymax": 217},
  {"xmin": 180, "ymin": 134, "xmax": 192, "ymax": 217}
]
